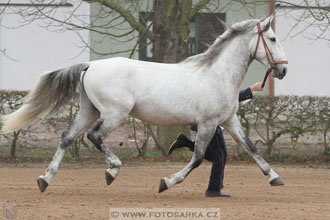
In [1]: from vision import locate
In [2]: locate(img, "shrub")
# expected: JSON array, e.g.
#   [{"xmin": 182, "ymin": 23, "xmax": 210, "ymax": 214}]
[
  {"xmin": 237, "ymin": 95, "xmax": 330, "ymax": 155},
  {"xmin": 1, "ymin": 90, "xmax": 329, "ymax": 158}
]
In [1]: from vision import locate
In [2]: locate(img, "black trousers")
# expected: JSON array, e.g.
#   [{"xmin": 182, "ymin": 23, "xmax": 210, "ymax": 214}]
[
  {"xmin": 190, "ymin": 125, "xmax": 227, "ymax": 191},
  {"xmin": 205, "ymin": 126, "xmax": 227, "ymax": 191}
]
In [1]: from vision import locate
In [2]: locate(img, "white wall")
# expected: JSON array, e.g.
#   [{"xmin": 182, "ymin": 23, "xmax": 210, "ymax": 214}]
[
  {"xmin": 0, "ymin": 2, "xmax": 89, "ymax": 91},
  {"xmin": 2, "ymin": 1, "xmax": 328, "ymax": 96},
  {"xmin": 275, "ymin": 4, "xmax": 330, "ymax": 97}
]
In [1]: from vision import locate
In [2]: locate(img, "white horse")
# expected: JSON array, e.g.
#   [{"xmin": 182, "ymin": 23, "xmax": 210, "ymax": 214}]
[{"xmin": 1, "ymin": 16, "xmax": 288, "ymax": 193}]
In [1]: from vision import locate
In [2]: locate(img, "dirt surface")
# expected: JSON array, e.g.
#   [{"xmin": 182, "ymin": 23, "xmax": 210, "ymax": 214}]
[{"xmin": 1, "ymin": 163, "xmax": 330, "ymax": 220}]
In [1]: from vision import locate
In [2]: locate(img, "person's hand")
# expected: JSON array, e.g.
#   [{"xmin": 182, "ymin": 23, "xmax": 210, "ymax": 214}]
[{"xmin": 250, "ymin": 82, "xmax": 263, "ymax": 92}]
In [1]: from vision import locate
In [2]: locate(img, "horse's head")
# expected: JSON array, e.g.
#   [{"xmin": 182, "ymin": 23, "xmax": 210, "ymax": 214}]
[{"xmin": 250, "ymin": 15, "xmax": 288, "ymax": 80}]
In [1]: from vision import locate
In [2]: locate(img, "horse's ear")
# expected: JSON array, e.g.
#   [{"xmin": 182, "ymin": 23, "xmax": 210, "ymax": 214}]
[
  {"xmin": 260, "ymin": 15, "xmax": 274, "ymax": 32},
  {"xmin": 216, "ymin": 17, "xmax": 230, "ymax": 31}
]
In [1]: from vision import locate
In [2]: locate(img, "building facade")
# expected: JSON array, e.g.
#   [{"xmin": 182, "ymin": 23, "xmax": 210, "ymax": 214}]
[{"xmin": 0, "ymin": 1, "xmax": 329, "ymax": 97}]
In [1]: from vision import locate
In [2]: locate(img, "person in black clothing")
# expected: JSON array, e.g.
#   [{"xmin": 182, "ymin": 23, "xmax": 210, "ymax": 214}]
[{"xmin": 168, "ymin": 82, "xmax": 263, "ymax": 197}]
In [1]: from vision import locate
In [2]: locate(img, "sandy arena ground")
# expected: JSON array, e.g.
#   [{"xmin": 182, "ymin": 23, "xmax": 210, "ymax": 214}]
[{"xmin": 1, "ymin": 163, "xmax": 330, "ymax": 220}]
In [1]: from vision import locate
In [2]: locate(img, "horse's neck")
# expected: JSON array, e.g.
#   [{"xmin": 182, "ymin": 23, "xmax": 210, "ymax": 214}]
[{"xmin": 210, "ymin": 35, "xmax": 252, "ymax": 92}]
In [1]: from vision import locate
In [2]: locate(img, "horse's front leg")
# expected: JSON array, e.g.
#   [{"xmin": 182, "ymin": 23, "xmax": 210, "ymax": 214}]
[
  {"xmin": 222, "ymin": 114, "xmax": 284, "ymax": 186},
  {"xmin": 159, "ymin": 120, "xmax": 217, "ymax": 193}
]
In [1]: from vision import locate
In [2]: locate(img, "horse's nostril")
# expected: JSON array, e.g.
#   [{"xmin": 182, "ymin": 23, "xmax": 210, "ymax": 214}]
[{"xmin": 283, "ymin": 68, "xmax": 287, "ymax": 75}]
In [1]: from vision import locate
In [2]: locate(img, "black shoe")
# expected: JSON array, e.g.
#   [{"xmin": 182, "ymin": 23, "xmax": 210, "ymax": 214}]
[
  {"xmin": 168, "ymin": 133, "xmax": 194, "ymax": 155},
  {"xmin": 205, "ymin": 189, "xmax": 231, "ymax": 197}
]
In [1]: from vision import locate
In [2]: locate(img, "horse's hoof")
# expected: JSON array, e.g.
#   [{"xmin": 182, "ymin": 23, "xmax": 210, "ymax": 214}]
[
  {"xmin": 37, "ymin": 178, "xmax": 49, "ymax": 192},
  {"xmin": 105, "ymin": 171, "xmax": 115, "ymax": 185},
  {"xmin": 270, "ymin": 177, "xmax": 284, "ymax": 186},
  {"xmin": 159, "ymin": 178, "xmax": 168, "ymax": 193}
]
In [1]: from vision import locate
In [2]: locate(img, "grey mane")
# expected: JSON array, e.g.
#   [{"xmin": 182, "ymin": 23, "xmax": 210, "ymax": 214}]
[{"xmin": 183, "ymin": 19, "xmax": 261, "ymax": 67}]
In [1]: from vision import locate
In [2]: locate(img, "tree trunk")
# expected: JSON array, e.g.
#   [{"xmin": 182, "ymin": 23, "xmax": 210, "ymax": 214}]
[
  {"xmin": 153, "ymin": 0, "xmax": 191, "ymax": 63},
  {"xmin": 152, "ymin": 0, "xmax": 192, "ymax": 154},
  {"xmin": 10, "ymin": 130, "xmax": 21, "ymax": 157}
]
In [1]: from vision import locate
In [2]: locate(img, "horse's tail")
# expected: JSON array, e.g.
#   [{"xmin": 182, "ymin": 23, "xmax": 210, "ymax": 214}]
[{"xmin": 0, "ymin": 63, "xmax": 90, "ymax": 134}]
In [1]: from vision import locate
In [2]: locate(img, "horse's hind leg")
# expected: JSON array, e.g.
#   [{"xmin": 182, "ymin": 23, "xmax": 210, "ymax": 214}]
[
  {"xmin": 222, "ymin": 114, "xmax": 284, "ymax": 186},
  {"xmin": 87, "ymin": 116, "xmax": 124, "ymax": 186},
  {"xmin": 37, "ymin": 91, "xmax": 99, "ymax": 192}
]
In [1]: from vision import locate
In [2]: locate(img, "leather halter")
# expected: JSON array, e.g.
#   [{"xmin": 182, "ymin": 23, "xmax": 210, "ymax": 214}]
[{"xmin": 253, "ymin": 23, "xmax": 288, "ymax": 88}]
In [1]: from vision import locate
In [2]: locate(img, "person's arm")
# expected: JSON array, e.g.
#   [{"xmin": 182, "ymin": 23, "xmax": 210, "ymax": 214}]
[
  {"xmin": 190, "ymin": 125, "xmax": 198, "ymax": 132},
  {"xmin": 239, "ymin": 87, "xmax": 253, "ymax": 102},
  {"xmin": 239, "ymin": 82, "xmax": 263, "ymax": 102}
]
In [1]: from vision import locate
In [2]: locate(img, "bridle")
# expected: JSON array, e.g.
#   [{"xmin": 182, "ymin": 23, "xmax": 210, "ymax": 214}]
[{"xmin": 253, "ymin": 23, "xmax": 288, "ymax": 88}]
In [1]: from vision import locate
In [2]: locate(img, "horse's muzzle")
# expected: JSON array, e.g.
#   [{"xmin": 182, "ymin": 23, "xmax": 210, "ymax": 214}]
[{"xmin": 272, "ymin": 64, "xmax": 288, "ymax": 80}]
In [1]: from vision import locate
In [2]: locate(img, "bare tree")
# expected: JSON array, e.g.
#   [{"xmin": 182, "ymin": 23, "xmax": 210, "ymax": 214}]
[
  {"xmin": 2, "ymin": 0, "xmax": 327, "ymax": 154},
  {"xmin": 0, "ymin": 0, "xmax": 219, "ymax": 154},
  {"xmin": 237, "ymin": 0, "xmax": 330, "ymax": 42}
]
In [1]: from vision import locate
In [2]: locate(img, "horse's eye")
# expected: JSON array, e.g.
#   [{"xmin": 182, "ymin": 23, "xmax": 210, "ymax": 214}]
[{"xmin": 270, "ymin": 37, "xmax": 276, "ymax": 42}]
